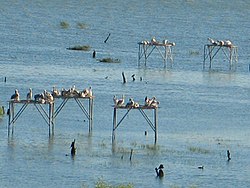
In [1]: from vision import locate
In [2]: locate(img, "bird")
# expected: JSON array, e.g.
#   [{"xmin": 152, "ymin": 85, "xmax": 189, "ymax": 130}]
[
  {"xmin": 113, "ymin": 95, "xmax": 118, "ymax": 105},
  {"xmin": 131, "ymin": 74, "xmax": 135, "ymax": 81},
  {"xmin": 26, "ymin": 88, "xmax": 32, "ymax": 101},
  {"xmin": 88, "ymin": 86, "xmax": 93, "ymax": 97},
  {"xmin": 52, "ymin": 86, "xmax": 61, "ymax": 98},
  {"xmin": 70, "ymin": 139, "xmax": 76, "ymax": 156},
  {"xmin": 198, "ymin": 165, "xmax": 204, "ymax": 169},
  {"xmin": 150, "ymin": 97, "xmax": 159, "ymax": 107},
  {"xmin": 126, "ymin": 98, "xmax": 135, "ymax": 108},
  {"xmin": 144, "ymin": 96, "xmax": 150, "ymax": 106},
  {"xmin": 155, "ymin": 164, "xmax": 164, "ymax": 178},
  {"xmin": 92, "ymin": 50, "xmax": 96, "ymax": 58},
  {"xmin": 208, "ymin": 37, "xmax": 217, "ymax": 45},
  {"xmin": 11, "ymin": 89, "xmax": 20, "ymax": 101},
  {"xmin": 116, "ymin": 95, "xmax": 125, "ymax": 106},
  {"xmin": 227, "ymin": 150, "xmax": 231, "ymax": 161}
]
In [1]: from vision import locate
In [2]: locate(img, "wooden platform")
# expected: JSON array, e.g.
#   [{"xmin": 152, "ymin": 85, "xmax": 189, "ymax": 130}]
[
  {"xmin": 7, "ymin": 96, "xmax": 94, "ymax": 135},
  {"xmin": 138, "ymin": 39, "xmax": 175, "ymax": 68},
  {"xmin": 203, "ymin": 44, "xmax": 238, "ymax": 70}
]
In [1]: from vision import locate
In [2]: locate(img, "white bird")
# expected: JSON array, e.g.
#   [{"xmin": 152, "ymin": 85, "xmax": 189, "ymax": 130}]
[
  {"xmin": 144, "ymin": 96, "xmax": 150, "ymax": 106},
  {"xmin": 52, "ymin": 86, "xmax": 61, "ymax": 97},
  {"xmin": 117, "ymin": 95, "xmax": 125, "ymax": 106},
  {"xmin": 27, "ymin": 88, "xmax": 32, "ymax": 101},
  {"xmin": 113, "ymin": 95, "xmax": 118, "ymax": 105},
  {"xmin": 11, "ymin": 89, "xmax": 20, "ymax": 101},
  {"xmin": 149, "ymin": 96, "xmax": 159, "ymax": 108},
  {"xmin": 88, "ymin": 86, "xmax": 93, "ymax": 97}
]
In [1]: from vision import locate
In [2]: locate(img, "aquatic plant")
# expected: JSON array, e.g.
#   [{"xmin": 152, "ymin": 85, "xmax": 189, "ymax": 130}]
[
  {"xmin": 98, "ymin": 58, "xmax": 121, "ymax": 63},
  {"xmin": 77, "ymin": 22, "xmax": 88, "ymax": 29},
  {"xmin": 95, "ymin": 179, "xmax": 134, "ymax": 188},
  {"xmin": 189, "ymin": 50, "xmax": 200, "ymax": 55},
  {"xmin": 67, "ymin": 45, "xmax": 91, "ymax": 51},
  {"xmin": 60, "ymin": 21, "xmax": 69, "ymax": 29},
  {"xmin": 188, "ymin": 146, "xmax": 210, "ymax": 154}
]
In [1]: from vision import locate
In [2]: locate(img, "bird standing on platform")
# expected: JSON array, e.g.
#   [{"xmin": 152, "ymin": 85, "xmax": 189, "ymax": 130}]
[
  {"xmin": 116, "ymin": 95, "xmax": 125, "ymax": 107},
  {"xmin": 155, "ymin": 164, "xmax": 164, "ymax": 178},
  {"xmin": 113, "ymin": 95, "xmax": 118, "ymax": 106},
  {"xmin": 26, "ymin": 88, "xmax": 32, "ymax": 101},
  {"xmin": 71, "ymin": 139, "xmax": 76, "ymax": 156},
  {"xmin": 150, "ymin": 97, "xmax": 159, "ymax": 108},
  {"xmin": 145, "ymin": 96, "xmax": 150, "ymax": 106},
  {"xmin": 11, "ymin": 89, "xmax": 20, "ymax": 101}
]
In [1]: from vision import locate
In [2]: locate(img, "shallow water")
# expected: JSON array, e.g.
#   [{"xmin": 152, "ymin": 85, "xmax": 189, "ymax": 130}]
[{"xmin": 0, "ymin": 0, "xmax": 250, "ymax": 187}]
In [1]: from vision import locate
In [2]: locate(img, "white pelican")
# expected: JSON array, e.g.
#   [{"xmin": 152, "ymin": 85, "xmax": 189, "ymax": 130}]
[
  {"xmin": 208, "ymin": 37, "xmax": 216, "ymax": 45},
  {"xmin": 116, "ymin": 95, "xmax": 125, "ymax": 106},
  {"xmin": 11, "ymin": 89, "xmax": 20, "ymax": 101},
  {"xmin": 88, "ymin": 86, "xmax": 93, "ymax": 97},
  {"xmin": 113, "ymin": 95, "xmax": 118, "ymax": 105},
  {"xmin": 26, "ymin": 88, "xmax": 32, "ymax": 101},
  {"xmin": 144, "ymin": 96, "xmax": 150, "ymax": 106},
  {"xmin": 52, "ymin": 86, "xmax": 61, "ymax": 97},
  {"xmin": 150, "ymin": 96, "xmax": 159, "ymax": 107}
]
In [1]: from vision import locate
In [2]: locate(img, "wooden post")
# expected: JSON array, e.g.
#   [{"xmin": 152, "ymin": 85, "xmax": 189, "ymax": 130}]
[
  {"xmin": 89, "ymin": 97, "xmax": 93, "ymax": 132},
  {"xmin": 154, "ymin": 108, "xmax": 158, "ymax": 144},
  {"xmin": 112, "ymin": 107, "xmax": 117, "ymax": 143},
  {"xmin": 8, "ymin": 102, "xmax": 12, "ymax": 135}
]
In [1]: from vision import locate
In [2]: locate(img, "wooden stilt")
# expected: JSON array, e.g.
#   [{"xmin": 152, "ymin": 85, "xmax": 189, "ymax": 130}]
[
  {"xmin": 112, "ymin": 107, "xmax": 117, "ymax": 143},
  {"xmin": 138, "ymin": 40, "xmax": 175, "ymax": 68},
  {"xmin": 112, "ymin": 105, "xmax": 159, "ymax": 144},
  {"xmin": 203, "ymin": 44, "xmax": 238, "ymax": 71}
]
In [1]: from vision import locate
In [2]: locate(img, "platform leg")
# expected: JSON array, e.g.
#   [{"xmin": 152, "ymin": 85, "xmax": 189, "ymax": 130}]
[
  {"xmin": 154, "ymin": 108, "xmax": 158, "ymax": 144},
  {"xmin": 89, "ymin": 97, "xmax": 93, "ymax": 132},
  {"xmin": 112, "ymin": 107, "xmax": 117, "ymax": 143}
]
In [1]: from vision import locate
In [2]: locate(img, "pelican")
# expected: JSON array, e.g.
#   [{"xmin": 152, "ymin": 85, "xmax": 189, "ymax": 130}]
[
  {"xmin": 144, "ymin": 96, "xmax": 150, "ymax": 106},
  {"xmin": 208, "ymin": 37, "xmax": 217, "ymax": 45},
  {"xmin": 224, "ymin": 40, "xmax": 232, "ymax": 46},
  {"xmin": 113, "ymin": 95, "xmax": 118, "ymax": 105},
  {"xmin": 70, "ymin": 139, "xmax": 76, "ymax": 156},
  {"xmin": 11, "ymin": 89, "xmax": 20, "ymax": 101},
  {"xmin": 88, "ymin": 86, "xmax": 93, "ymax": 97},
  {"xmin": 26, "ymin": 88, "xmax": 32, "ymax": 101},
  {"xmin": 52, "ymin": 86, "xmax": 61, "ymax": 97},
  {"xmin": 155, "ymin": 164, "xmax": 164, "ymax": 178},
  {"xmin": 150, "ymin": 97, "xmax": 159, "ymax": 107},
  {"xmin": 117, "ymin": 95, "xmax": 125, "ymax": 106}
]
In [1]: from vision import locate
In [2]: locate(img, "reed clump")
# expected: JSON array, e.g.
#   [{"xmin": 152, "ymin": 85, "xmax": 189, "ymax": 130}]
[
  {"xmin": 95, "ymin": 179, "xmax": 134, "ymax": 188},
  {"xmin": 188, "ymin": 146, "xmax": 210, "ymax": 154},
  {"xmin": 60, "ymin": 21, "xmax": 69, "ymax": 29},
  {"xmin": 67, "ymin": 45, "xmax": 91, "ymax": 51},
  {"xmin": 99, "ymin": 58, "xmax": 121, "ymax": 63}
]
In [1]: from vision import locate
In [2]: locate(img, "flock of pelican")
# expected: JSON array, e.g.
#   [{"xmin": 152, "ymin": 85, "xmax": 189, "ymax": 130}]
[
  {"xmin": 113, "ymin": 95, "xmax": 159, "ymax": 108},
  {"xmin": 141, "ymin": 37, "xmax": 176, "ymax": 46},
  {"xmin": 10, "ymin": 86, "xmax": 93, "ymax": 104},
  {"xmin": 207, "ymin": 38, "xmax": 233, "ymax": 47}
]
